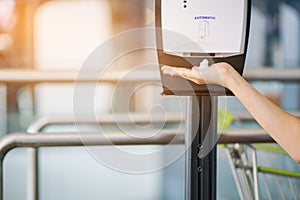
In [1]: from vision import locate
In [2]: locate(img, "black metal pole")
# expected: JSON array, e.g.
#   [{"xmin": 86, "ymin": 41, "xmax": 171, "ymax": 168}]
[{"xmin": 186, "ymin": 96, "xmax": 217, "ymax": 200}]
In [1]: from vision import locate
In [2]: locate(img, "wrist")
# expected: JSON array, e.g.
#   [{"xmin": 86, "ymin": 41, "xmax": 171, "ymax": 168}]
[{"xmin": 215, "ymin": 63, "xmax": 236, "ymax": 89}]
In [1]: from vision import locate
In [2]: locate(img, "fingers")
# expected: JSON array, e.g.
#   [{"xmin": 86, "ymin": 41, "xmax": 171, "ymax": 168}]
[
  {"xmin": 161, "ymin": 66, "xmax": 189, "ymax": 76},
  {"xmin": 161, "ymin": 66, "xmax": 194, "ymax": 78},
  {"xmin": 161, "ymin": 66, "xmax": 205, "ymax": 84}
]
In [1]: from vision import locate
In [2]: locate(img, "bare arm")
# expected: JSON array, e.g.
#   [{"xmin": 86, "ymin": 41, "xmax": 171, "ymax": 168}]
[{"xmin": 162, "ymin": 63, "xmax": 300, "ymax": 163}]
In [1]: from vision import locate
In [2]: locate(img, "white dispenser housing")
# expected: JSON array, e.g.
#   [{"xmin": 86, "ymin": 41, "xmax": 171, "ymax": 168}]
[{"xmin": 161, "ymin": 0, "xmax": 248, "ymax": 57}]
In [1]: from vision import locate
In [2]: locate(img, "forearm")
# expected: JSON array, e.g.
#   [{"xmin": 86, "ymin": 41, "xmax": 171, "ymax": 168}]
[{"xmin": 224, "ymin": 66, "xmax": 300, "ymax": 162}]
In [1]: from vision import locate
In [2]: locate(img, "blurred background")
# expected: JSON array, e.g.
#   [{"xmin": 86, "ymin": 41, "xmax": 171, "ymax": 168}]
[{"xmin": 0, "ymin": 0, "xmax": 299, "ymax": 199}]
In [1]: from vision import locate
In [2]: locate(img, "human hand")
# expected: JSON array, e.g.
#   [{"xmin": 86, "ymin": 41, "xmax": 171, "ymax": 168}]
[{"xmin": 161, "ymin": 62, "xmax": 233, "ymax": 88}]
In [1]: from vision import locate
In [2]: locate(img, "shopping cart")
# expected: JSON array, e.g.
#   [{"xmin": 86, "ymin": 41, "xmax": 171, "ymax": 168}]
[{"xmin": 224, "ymin": 143, "xmax": 300, "ymax": 200}]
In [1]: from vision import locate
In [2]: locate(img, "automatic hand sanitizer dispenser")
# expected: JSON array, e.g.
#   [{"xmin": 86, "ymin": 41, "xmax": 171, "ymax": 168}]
[
  {"xmin": 156, "ymin": 0, "xmax": 251, "ymax": 95},
  {"xmin": 155, "ymin": 1, "xmax": 251, "ymax": 200}
]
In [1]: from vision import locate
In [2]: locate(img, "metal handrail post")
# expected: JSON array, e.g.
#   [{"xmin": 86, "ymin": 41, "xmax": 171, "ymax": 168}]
[
  {"xmin": 0, "ymin": 131, "xmax": 184, "ymax": 200},
  {"xmin": 25, "ymin": 114, "xmax": 184, "ymax": 200}
]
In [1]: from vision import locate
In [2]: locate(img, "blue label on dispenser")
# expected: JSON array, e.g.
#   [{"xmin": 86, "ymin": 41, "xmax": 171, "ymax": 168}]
[{"xmin": 194, "ymin": 16, "xmax": 216, "ymax": 20}]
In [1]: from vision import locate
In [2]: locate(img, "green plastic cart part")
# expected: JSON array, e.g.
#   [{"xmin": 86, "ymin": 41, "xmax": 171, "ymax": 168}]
[{"xmin": 258, "ymin": 166, "xmax": 300, "ymax": 178}]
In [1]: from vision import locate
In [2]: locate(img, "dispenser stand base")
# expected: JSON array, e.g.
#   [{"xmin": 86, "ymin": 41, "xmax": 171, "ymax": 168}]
[{"xmin": 185, "ymin": 96, "xmax": 217, "ymax": 200}]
